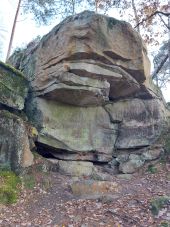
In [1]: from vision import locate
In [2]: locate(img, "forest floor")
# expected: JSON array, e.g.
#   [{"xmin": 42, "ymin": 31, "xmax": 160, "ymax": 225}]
[{"xmin": 0, "ymin": 160, "xmax": 170, "ymax": 227}]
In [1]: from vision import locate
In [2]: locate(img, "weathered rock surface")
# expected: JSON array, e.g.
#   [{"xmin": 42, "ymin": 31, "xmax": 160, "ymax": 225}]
[
  {"xmin": 0, "ymin": 61, "xmax": 28, "ymax": 110},
  {"xmin": 70, "ymin": 180, "xmax": 119, "ymax": 198},
  {"xmin": 0, "ymin": 110, "xmax": 33, "ymax": 172},
  {"xmin": 58, "ymin": 160, "xmax": 94, "ymax": 176},
  {"xmin": 0, "ymin": 62, "xmax": 34, "ymax": 173},
  {"xmin": 141, "ymin": 145, "xmax": 164, "ymax": 161},
  {"xmin": 10, "ymin": 11, "xmax": 153, "ymax": 104},
  {"xmin": 8, "ymin": 11, "xmax": 167, "ymax": 171},
  {"xmin": 26, "ymin": 97, "xmax": 117, "ymax": 162},
  {"xmin": 105, "ymin": 98, "xmax": 166, "ymax": 148},
  {"xmin": 38, "ymin": 72, "xmax": 110, "ymax": 106},
  {"xmin": 115, "ymin": 144, "xmax": 164, "ymax": 173},
  {"xmin": 118, "ymin": 154, "xmax": 145, "ymax": 174}
]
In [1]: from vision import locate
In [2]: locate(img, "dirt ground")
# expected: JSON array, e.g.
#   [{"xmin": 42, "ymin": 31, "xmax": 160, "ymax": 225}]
[{"xmin": 0, "ymin": 161, "xmax": 170, "ymax": 227}]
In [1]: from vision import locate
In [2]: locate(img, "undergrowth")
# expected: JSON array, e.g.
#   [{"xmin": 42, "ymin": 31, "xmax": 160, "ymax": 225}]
[
  {"xmin": 150, "ymin": 196, "xmax": 170, "ymax": 216},
  {"xmin": 0, "ymin": 171, "xmax": 21, "ymax": 204}
]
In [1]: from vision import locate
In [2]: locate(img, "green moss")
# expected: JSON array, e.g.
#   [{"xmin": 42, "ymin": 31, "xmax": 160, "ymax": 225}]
[
  {"xmin": 0, "ymin": 66, "xmax": 28, "ymax": 97},
  {"xmin": 0, "ymin": 163, "xmax": 11, "ymax": 171},
  {"xmin": 150, "ymin": 196, "xmax": 170, "ymax": 215},
  {"xmin": 147, "ymin": 164, "xmax": 157, "ymax": 174},
  {"xmin": 0, "ymin": 187, "xmax": 18, "ymax": 204},
  {"xmin": 0, "ymin": 61, "xmax": 26, "ymax": 79},
  {"xmin": 0, "ymin": 61, "xmax": 28, "ymax": 109},
  {"xmin": 0, "ymin": 171, "xmax": 21, "ymax": 204},
  {"xmin": 160, "ymin": 222, "xmax": 170, "ymax": 227},
  {"xmin": 0, "ymin": 83, "xmax": 24, "ymax": 109},
  {"xmin": 0, "ymin": 109, "xmax": 20, "ymax": 120}
]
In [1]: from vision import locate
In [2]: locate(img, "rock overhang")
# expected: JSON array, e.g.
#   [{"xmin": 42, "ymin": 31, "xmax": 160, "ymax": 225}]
[{"xmin": 7, "ymin": 11, "xmax": 167, "ymax": 169}]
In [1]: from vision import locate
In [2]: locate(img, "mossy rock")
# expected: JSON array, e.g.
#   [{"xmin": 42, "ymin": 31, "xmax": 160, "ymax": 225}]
[
  {"xmin": 165, "ymin": 135, "xmax": 170, "ymax": 154},
  {"xmin": 0, "ymin": 61, "xmax": 28, "ymax": 110},
  {"xmin": 0, "ymin": 110, "xmax": 34, "ymax": 174}
]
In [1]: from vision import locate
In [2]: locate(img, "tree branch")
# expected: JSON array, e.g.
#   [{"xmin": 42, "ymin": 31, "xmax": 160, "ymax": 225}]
[
  {"xmin": 152, "ymin": 54, "xmax": 168, "ymax": 79},
  {"xmin": 158, "ymin": 14, "xmax": 170, "ymax": 29},
  {"xmin": 135, "ymin": 11, "xmax": 170, "ymax": 28},
  {"xmin": 132, "ymin": 0, "xmax": 140, "ymax": 33}
]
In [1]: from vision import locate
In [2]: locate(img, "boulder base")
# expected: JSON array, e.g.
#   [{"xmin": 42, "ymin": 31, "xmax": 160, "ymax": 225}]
[{"xmin": 0, "ymin": 110, "xmax": 33, "ymax": 172}]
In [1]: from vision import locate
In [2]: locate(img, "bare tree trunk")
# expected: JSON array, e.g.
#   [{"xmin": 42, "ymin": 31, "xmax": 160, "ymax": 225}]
[
  {"xmin": 6, "ymin": 0, "xmax": 22, "ymax": 62},
  {"xmin": 95, "ymin": 0, "xmax": 98, "ymax": 13},
  {"xmin": 132, "ymin": 0, "xmax": 140, "ymax": 33},
  {"xmin": 152, "ymin": 54, "xmax": 168, "ymax": 79},
  {"xmin": 71, "ymin": 0, "xmax": 75, "ymax": 15},
  {"xmin": 168, "ymin": 13, "xmax": 170, "ymax": 67}
]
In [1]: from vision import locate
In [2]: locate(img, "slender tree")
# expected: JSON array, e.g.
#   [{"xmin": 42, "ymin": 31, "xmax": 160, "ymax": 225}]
[
  {"xmin": 6, "ymin": 0, "xmax": 22, "ymax": 62},
  {"xmin": 5, "ymin": 0, "xmax": 58, "ymax": 62}
]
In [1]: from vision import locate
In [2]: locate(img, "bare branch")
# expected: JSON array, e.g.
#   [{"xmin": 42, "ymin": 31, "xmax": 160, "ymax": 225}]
[
  {"xmin": 158, "ymin": 14, "xmax": 170, "ymax": 29},
  {"xmin": 152, "ymin": 54, "xmax": 168, "ymax": 79},
  {"xmin": 131, "ymin": 0, "xmax": 140, "ymax": 33},
  {"xmin": 135, "ymin": 11, "xmax": 170, "ymax": 28}
]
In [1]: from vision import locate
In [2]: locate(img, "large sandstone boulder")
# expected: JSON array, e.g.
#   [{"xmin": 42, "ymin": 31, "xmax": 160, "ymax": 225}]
[
  {"xmin": 26, "ymin": 97, "xmax": 117, "ymax": 162},
  {"xmin": 10, "ymin": 11, "xmax": 153, "ymax": 105},
  {"xmin": 8, "ymin": 11, "xmax": 167, "ymax": 169}
]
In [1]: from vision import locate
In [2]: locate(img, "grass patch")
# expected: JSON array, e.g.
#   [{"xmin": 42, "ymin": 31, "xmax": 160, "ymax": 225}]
[
  {"xmin": 21, "ymin": 174, "xmax": 36, "ymax": 189},
  {"xmin": 160, "ymin": 222, "xmax": 170, "ymax": 227},
  {"xmin": 0, "ymin": 171, "xmax": 21, "ymax": 204},
  {"xmin": 150, "ymin": 196, "xmax": 170, "ymax": 215},
  {"xmin": 147, "ymin": 164, "xmax": 158, "ymax": 174}
]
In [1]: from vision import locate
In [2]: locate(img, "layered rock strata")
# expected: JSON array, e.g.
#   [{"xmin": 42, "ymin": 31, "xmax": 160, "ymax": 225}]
[
  {"xmin": 9, "ymin": 11, "xmax": 167, "ymax": 173},
  {"xmin": 0, "ymin": 61, "xmax": 34, "ymax": 173}
]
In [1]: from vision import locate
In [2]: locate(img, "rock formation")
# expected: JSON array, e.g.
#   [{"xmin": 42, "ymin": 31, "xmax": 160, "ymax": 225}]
[
  {"xmin": 8, "ymin": 11, "xmax": 168, "ymax": 174},
  {"xmin": 0, "ymin": 61, "xmax": 34, "ymax": 173}
]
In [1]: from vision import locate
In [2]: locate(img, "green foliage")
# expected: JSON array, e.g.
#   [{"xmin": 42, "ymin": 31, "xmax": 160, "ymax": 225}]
[
  {"xmin": 150, "ymin": 196, "xmax": 170, "ymax": 216},
  {"xmin": 0, "ymin": 188, "xmax": 17, "ymax": 204},
  {"xmin": 0, "ymin": 171, "xmax": 21, "ymax": 204},
  {"xmin": 0, "ymin": 60, "xmax": 26, "ymax": 79},
  {"xmin": 22, "ymin": 0, "xmax": 58, "ymax": 25},
  {"xmin": 160, "ymin": 222, "xmax": 170, "ymax": 227},
  {"xmin": 21, "ymin": 174, "xmax": 36, "ymax": 189},
  {"xmin": 147, "ymin": 164, "xmax": 157, "ymax": 174}
]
